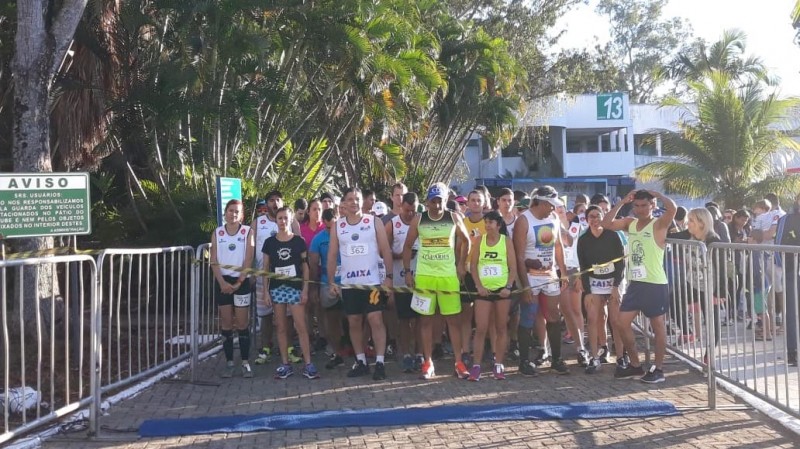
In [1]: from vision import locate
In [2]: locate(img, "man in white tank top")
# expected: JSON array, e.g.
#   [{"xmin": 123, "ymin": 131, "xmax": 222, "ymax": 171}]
[
  {"xmin": 251, "ymin": 192, "xmax": 282, "ymax": 364},
  {"xmin": 328, "ymin": 187, "xmax": 395, "ymax": 381},
  {"xmin": 386, "ymin": 192, "xmax": 421, "ymax": 372}
]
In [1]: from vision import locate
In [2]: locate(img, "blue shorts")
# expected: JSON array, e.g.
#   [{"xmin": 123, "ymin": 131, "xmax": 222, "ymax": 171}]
[
  {"xmin": 270, "ymin": 284, "xmax": 301, "ymax": 305},
  {"xmin": 519, "ymin": 301, "xmax": 540, "ymax": 329},
  {"xmin": 620, "ymin": 281, "xmax": 669, "ymax": 318}
]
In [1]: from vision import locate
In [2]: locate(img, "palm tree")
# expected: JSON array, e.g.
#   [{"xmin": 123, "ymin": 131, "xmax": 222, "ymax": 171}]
[
  {"xmin": 670, "ymin": 29, "xmax": 774, "ymax": 87},
  {"xmin": 636, "ymin": 72, "xmax": 800, "ymax": 209}
]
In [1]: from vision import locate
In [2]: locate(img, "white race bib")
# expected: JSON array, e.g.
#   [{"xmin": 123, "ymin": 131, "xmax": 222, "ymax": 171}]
[
  {"xmin": 410, "ymin": 293, "xmax": 433, "ymax": 315},
  {"xmin": 593, "ymin": 263, "xmax": 614, "ymax": 276},
  {"xmin": 589, "ymin": 277, "xmax": 614, "ymax": 295},
  {"xmin": 480, "ymin": 264, "xmax": 503, "ymax": 278},
  {"xmin": 346, "ymin": 243, "xmax": 369, "ymax": 257},
  {"xmin": 234, "ymin": 293, "xmax": 251, "ymax": 307},
  {"xmin": 276, "ymin": 265, "xmax": 296, "ymax": 277},
  {"xmin": 631, "ymin": 265, "xmax": 647, "ymax": 280}
]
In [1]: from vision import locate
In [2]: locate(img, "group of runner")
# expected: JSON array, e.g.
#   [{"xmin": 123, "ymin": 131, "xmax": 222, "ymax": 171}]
[{"xmin": 209, "ymin": 182, "xmax": 677, "ymax": 384}]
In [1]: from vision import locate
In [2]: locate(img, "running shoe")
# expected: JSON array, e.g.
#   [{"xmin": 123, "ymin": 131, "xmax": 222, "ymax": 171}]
[
  {"xmin": 373, "ymin": 362, "xmax": 386, "ymax": 380},
  {"xmin": 562, "ymin": 333, "xmax": 575, "ymax": 345},
  {"xmin": 577, "ymin": 349, "xmax": 590, "ymax": 367},
  {"xmin": 421, "ymin": 360, "xmax": 436, "ymax": 379},
  {"xmin": 414, "ymin": 355, "xmax": 424, "ymax": 373},
  {"xmin": 455, "ymin": 361, "xmax": 470, "ymax": 379},
  {"xmin": 274, "ymin": 363, "xmax": 294, "ymax": 379},
  {"xmin": 402, "ymin": 355, "xmax": 415, "ymax": 373},
  {"xmin": 386, "ymin": 344, "xmax": 395, "ymax": 359},
  {"xmin": 287, "ymin": 346, "xmax": 302, "ymax": 364},
  {"xmin": 640, "ymin": 365, "xmax": 665, "ymax": 384},
  {"xmin": 614, "ymin": 364, "xmax": 645, "ymax": 379},
  {"xmin": 347, "ymin": 360, "xmax": 370, "ymax": 377},
  {"xmin": 303, "ymin": 362, "xmax": 320, "ymax": 379},
  {"xmin": 585, "ymin": 357, "xmax": 601, "ymax": 374},
  {"xmin": 493, "ymin": 363, "xmax": 506, "ymax": 380},
  {"xmin": 598, "ymin": 346, "xmax": 610, "ymax": 364},
  {"xmin": 519, "ymin": 360, "xmax": 538, "ymax": 376},
  {"xmin": 551, "ymin": 359, "xmax": 570, "ymax": 375},
  {"xmin": 468, "ymin": 365, "xmax": 481, "ymax": 381},
  {"xmin": 242, "ymin": 362, "xmax": 254, "ymax": 378},
  {"xmin": 325, "ymin": 354, "xmax": 344, "ymax": 370},
  {"xmin": 255, "ymin": 346, "xmax": 272, "ymax": 365},
  {"xmin": 221, "ymin": 361, "xmax": 235, "ymax": 378},
  {"xmin": 616, "ymin": 357, "xmax": 627, "ymax": 370}
]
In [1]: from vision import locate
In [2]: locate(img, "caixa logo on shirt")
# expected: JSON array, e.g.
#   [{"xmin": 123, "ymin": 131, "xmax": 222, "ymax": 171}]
[{"xmin": 346, "ymin": 269, "xmax": 371, "ymax": 279}]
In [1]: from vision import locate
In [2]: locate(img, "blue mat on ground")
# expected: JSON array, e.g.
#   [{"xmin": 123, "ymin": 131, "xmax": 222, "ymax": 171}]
[{"xmin": 139, "ymin": 400, "xmax": 679, "ymax": 437}]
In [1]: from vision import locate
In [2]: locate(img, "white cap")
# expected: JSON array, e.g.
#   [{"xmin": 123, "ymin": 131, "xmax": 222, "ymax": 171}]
[{"xmin": 372, "ymin": 201, "xmax": 388, "ymax": 216}]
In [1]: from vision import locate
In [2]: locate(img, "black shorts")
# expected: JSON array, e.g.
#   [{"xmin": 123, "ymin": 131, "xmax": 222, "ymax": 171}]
[
  {"xmin": 620, "ymin": 282, "xmax": 669, "ymax": 318},
  {"xmin": 394, "ymin": 292, "xmax": 419, "ymax": 320},
  {"xmin": 215, "ymin": 275, "xmax": 252, "ymax": 307},
  {"xmin": 475, "ymin": 283, "xmax": 516, "ymax": 302},
  {"xmin": 342, "ymin": 287, "xmax": 387, "ymax": 316},
  {"xmin": 461, "ymin": 275, "xmax": 477, "ymax": 303}
]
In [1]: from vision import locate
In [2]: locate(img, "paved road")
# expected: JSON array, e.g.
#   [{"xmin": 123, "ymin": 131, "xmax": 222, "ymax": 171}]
[{"xmin": 40, "ymin": 341, "xmax": 800, "ymax": 449}]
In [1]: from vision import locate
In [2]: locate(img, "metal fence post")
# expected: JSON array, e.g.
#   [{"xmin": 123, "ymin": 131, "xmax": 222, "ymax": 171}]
[
  {"xmin": 190, "ymin": 245, "xmax": 201, "ymax": 383},
  {"xmin": 704, "ymin": 245, "xmax": 716, "ymax": 410},
  {"xmin": 89, "ymin": 252, "xmax": 104, "ymax": 436}
]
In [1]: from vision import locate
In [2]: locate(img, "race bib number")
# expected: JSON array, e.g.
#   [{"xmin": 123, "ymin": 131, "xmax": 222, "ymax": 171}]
[
  {"xmin": 234, "ymin": 294, "xmax": 251, "ymax": 307},
  {"xmin": 593, "ymin": 263, "xmax": 614, "ymax": 276},
  {"xmin": 411, "ymin": 293, "xmax": 433, "ymax": 315},
  {"xmin": 346, "ymin": 243, "xmax": 369, "ymax": 257},
  {"xmin": 276, "ymin": 265, "xmax": 296, "ymax": 277},
  {"xmin": 480, "ymin": 264, "xmax": 503, "ymax": 278},
  {"xmin": 630, "ymin": 265, "xmax": 647, "ymax": 280},
  {"xmin": 589, "ymin": 277, "xmax": 614, "ymax": 295}
]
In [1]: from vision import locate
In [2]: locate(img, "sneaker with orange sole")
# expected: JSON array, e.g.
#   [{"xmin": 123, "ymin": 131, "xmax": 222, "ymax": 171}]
[
  {"xmin": 454, "ymin": 361, "xmax": 470, "ymax": 379},
  {"xmin": 421, "ymin": 360, "xmax": 435, "ymax": 379}
]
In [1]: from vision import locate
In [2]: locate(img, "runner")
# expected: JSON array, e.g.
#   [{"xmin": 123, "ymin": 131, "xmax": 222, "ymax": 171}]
[
  {"xmin": 469, "ymin": 211, "xmax": 517, "ymax": 381},
  {"xmin": 460, "ymin": 190, "xmax": 486, "ymax": 366},
  {"xmin": 513, "ymin": 185, "xmax": 570, "ymax": 375},
  {"xmin": 386, "ymin": 192, "xmax": 421, "ymax": 373},
  {"xmin": 602, "ymin": 189, "xmax": 677, "ymax": 383},
  {"xmin": 402, "ymin": 182, "xmax": 471, "ymax": 379},
  {"xmin": 309, "ymin": 208, "xmax": 346, "ymax": 370},
  {"xmin": 327, "ymin": 187, "xmax": 394, "ymax": 381},
  {"xmin": 252, "ymin": 194, "xmax": 281, "ymax": 364},
  {"xmin": 382, "ymin": 182, "xmax": 408, "ymax": 225},
  {"xmin": 577, "ymin": 205, "xmax": 625, "ymax": 374},
  {"xmin": 564, "ymin": 201, "xmax": 590, "ymax": 366},
  {"xmin": 262, "ymin": 207, "xmax": 318, "ymax": 380},
  {"xmin": 210, "ymin": 199, "xmax": 255, "ymax": 378}
]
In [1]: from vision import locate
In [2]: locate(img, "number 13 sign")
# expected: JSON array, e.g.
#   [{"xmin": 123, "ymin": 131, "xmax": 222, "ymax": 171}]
[{"xmin": 596, "ymin": 93, "xmax": 624, "ymax": 120}]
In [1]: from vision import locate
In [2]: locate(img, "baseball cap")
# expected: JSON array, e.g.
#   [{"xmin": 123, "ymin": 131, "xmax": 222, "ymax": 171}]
[
  {"xmin": 372, "ymin": 201, "xmax": 388, "ymax": 216},
  {"xmin": 454, "ymin": 195, "xmax": 467, "ymax": 204},
  {"xmin": 426, "ymin": 182, "xmax": 448, "ymax": 201},
  {"xmin": 256, "ymin": 199, "xmax": 267, "ymax": 207},
  {"xmin": 320, "ymin": 192, "xmax": 335, "ymax": 202},
  {"xmin": 531, "ymin": 185, "xmax": 563, "ymax": 207}
]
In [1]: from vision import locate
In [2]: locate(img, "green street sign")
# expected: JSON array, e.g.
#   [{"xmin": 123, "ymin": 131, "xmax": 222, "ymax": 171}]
[
  {"xmin": 216, "ymin": 176, "xmax": 242, "ymax": 226},
  {"xmin": 0, "ymin": 173, "xmax": 91, "ymax": 239},
  {"xmin": 597, "ymin": 93, "xmax": 624, "ymax": 120}
]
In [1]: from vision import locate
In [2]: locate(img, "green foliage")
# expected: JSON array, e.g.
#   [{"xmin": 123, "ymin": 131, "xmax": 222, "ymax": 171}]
[{"xmin": 637, "ymin": 72, "xmax": 800, "ymax": 209}]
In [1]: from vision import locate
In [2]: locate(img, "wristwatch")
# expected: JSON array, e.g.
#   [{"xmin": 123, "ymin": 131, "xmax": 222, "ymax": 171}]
[{"xmin": 505, "ymin": 284, "xmax": 513, "ymax": 290}]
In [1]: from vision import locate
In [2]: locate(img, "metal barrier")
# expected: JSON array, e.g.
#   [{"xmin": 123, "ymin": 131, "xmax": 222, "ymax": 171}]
[
  {"xmin": 663, "ymin": 238, "xmax": 800, "ymax": 416},
  {"xmin": 0, "ymin": 255, "xmax": 97, "ymax": 445},
  {"xmin": 94, "ymin": 246, "xmax": 195, "ymax": 396},
  {"xmin": 190, "ymin": 243, "xmax": 221, "ymax": 382}
]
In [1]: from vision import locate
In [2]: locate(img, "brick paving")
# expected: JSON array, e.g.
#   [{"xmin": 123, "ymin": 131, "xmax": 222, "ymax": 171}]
[{"xmin": 42, "ymin": 346, "xmax": 800, "ymax": 449}]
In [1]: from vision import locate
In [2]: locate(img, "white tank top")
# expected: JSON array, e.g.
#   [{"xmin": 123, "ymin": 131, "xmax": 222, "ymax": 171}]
[
  {"xmin": 391, "ymin": 214, "xmax": 419, "ymax": 286},
  {"xmin": 564, "ymin": 215, "xmax": 587, "ymax": 268},
  {"xmin": 521, "ymin": 210, "xmax": 559, "ymax": 275},
  {"xmin": 254, "ymin": 215, "xmax": 279, "ymax": 268},
  {"xmin": 337, "ymin": 215, "xmax": 382, "ymax": 286},
  {"xmin": 214, "ymin": 224, "xmax": 251, "ymax": 277}
]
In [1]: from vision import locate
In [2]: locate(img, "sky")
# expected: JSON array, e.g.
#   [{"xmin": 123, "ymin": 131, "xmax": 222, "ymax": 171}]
[{"xmin": 554, "ymin": 0, "xmax": 800, "ymax": 97}]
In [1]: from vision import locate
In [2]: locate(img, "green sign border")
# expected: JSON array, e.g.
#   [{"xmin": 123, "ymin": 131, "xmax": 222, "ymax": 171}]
[{"xmin": 0, "ymin": 172, "xmax": 92, "ymax": 239}]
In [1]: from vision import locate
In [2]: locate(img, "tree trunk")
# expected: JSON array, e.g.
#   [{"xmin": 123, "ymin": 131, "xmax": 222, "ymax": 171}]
[{"xmin": 12, "ymin": 0, "xmax": 89, "ymax": 338}]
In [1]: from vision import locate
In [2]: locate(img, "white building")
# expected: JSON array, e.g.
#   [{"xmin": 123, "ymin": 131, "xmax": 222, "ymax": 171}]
[{"xmin": 455, "ymin": 93, "xmax": 800, "ymax": 209}]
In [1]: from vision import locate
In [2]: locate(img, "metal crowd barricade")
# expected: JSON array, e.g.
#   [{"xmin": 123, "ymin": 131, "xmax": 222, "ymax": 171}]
[
  {"xmin": 663, "ymin": 238, "xmax": 716, "ymax": 408},
  {"xmin": 706, "ymin": 242, "xmax": 800, "ymax": 417},
  {"xmin": 190, "ymin": 243, "xmax": 221, "ymax": 382},
  {"xmin": 94, "ymin": 247, "xmax": 194, "ymax": 396},
  {"xmin": 0, "ymin": 255, "xmax": 97, "ymax": 445}
]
